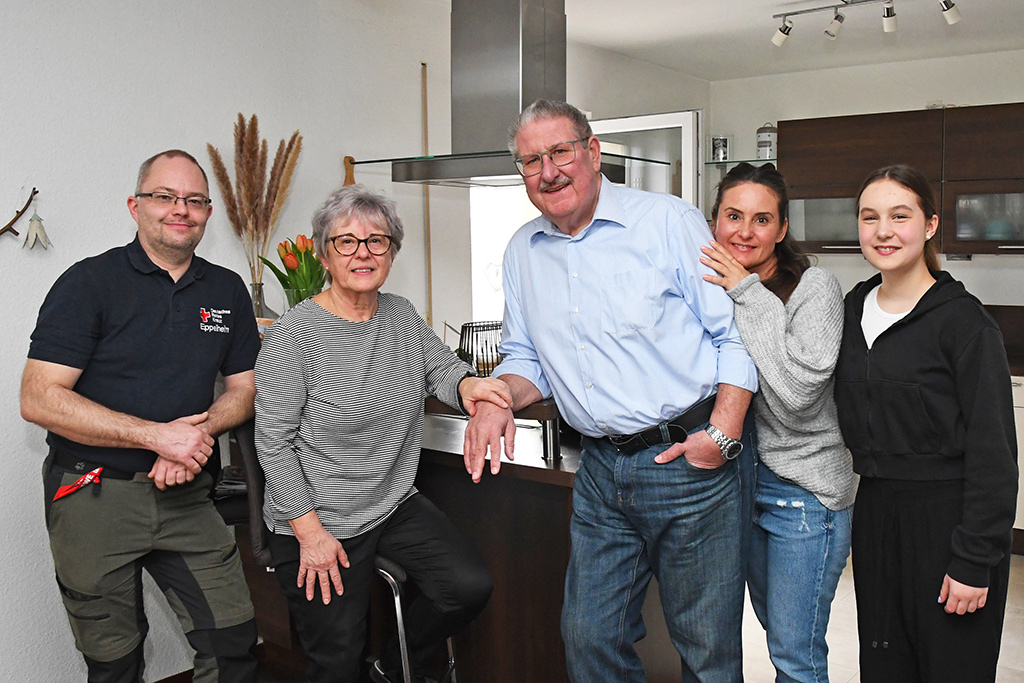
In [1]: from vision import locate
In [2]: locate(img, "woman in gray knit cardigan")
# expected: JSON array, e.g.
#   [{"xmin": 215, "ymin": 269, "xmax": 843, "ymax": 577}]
[{"xmin": 700, "ymin": 163, "xmax": 857, "ymax": 683}]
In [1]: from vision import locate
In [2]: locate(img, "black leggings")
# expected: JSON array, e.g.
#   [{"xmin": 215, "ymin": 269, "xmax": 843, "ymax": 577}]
[
  {"xmin": 269, "ymin": 493, "xmax": 492, "ymax": 683},
  {"xmin": 852, "ymin": 478, "xmax": 1011, "ymax": 683}
]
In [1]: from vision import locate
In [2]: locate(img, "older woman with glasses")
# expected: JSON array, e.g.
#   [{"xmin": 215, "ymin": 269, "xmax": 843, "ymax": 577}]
[{"xmin": 255, "ymin": 184, "xmax": 509, "ymax": 683}]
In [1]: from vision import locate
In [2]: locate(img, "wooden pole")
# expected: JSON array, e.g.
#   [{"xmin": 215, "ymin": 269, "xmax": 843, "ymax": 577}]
[
  {"xmin": 421, "ymin": 62, "xmax": 434, "ymax": 328},
  {"xmin": 343, "ymin": 156, "xmax": 356, "ymax": 186}
]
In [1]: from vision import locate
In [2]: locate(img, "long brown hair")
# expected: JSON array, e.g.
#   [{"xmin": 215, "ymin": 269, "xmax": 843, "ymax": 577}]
[
  {"xmin": 711, "ymin": 162, "xmax": 810, "ymax": 303},
  {"xmin": 855, "ymin": 165, "xmax": 940, "ymax": 272}
]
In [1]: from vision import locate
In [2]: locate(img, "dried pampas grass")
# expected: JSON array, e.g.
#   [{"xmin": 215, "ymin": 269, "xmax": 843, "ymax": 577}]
[{"xmin": 208, "ymin": 114, "xmax": 302, "ymax": 284}]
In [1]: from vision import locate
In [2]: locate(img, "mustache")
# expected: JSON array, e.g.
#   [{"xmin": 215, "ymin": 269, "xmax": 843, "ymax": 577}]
[{"xmin": 539, "ymin": 176, "xmax": 570, "ymax": 192}]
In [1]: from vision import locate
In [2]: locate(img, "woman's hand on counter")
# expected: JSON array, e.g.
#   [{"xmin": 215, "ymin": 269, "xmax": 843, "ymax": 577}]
[
  {"xmin": 289, "ymin": 511, "xmax": 350, "ymax": 604},
  {"xmin": 464, "ymin": 401, "xmax": 516, "ymax": 483},
  {"xmin": 459, "ymin": 376, "xmax": 512, "ymax": 416}
]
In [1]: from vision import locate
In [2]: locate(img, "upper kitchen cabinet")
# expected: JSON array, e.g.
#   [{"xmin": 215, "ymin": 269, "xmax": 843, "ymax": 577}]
[
  {"xmin": 777, "ymin": 109, "xmax": 944, "ymax": 252},
  {"xmin": 943, "ymin": 102, "xmax": 1024, "ymax": 181},
  {"xmin": 778, "ymin": 109, "xmax": 944, "ymax": 194},
  {"xmin": 941, "ymin": 103, "xmax": 1024, "ymax": 255}
]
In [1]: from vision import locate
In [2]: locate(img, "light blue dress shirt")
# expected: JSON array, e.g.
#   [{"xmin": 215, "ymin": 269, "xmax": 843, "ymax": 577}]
[{"xmin": 493, "ymin": 176, "xmax": 758, "ymax": 438}]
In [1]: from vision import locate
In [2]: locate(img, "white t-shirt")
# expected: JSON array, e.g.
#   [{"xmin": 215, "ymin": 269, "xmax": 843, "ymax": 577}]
[{"xmin": 861, "ymin": 284, "xmax": 911, "ymax": 349}]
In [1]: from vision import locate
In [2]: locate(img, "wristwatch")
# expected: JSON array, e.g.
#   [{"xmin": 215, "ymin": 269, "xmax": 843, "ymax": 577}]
[{"xmin": 704, "ymin": 424, "xmax": 743, "ymax": 460}]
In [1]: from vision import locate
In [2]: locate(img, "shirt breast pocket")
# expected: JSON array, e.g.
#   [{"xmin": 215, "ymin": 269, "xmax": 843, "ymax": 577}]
[{"xmin": 599, "ymin": 269, "xmax": 664, "ymax": 336}]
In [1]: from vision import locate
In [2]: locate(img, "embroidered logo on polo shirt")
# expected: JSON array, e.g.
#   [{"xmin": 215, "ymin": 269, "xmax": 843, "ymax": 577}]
[{"xmin": 199, "ymin": 307, "xmax": 231, "ymax": 334}]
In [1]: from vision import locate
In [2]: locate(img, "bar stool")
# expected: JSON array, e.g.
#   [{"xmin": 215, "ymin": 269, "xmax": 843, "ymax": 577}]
[{"xmin": 374, "ymin": 555, "xmax": 458, "ymax": 683}]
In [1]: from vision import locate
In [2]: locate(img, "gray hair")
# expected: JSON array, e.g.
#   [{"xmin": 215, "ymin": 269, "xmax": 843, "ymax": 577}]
[
  {"xmin": 311, "ymin": 185, "xmax": 405, "ymax": 276},
  {"xmin": 135, "ymin": 149, "xmax": 208, "ymax": 194},
  {"xmin": 506, "ymin": 99, "xmax": 594, "ymax": 157}
]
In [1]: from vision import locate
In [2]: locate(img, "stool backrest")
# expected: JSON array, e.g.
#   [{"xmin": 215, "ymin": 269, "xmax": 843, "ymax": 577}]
[{"xmin": 230, "ymin": 418, "xmax": 273, "ymax": 567}]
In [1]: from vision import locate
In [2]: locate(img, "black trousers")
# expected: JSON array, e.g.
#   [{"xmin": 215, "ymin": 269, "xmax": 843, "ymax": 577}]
[
  {"xmin": 269, "ymin": 493, "xmax": 492, "ymax": 683},
  {"xmin": 852, "ymin": 477, "xmax": 1011, "ymax": 683}
]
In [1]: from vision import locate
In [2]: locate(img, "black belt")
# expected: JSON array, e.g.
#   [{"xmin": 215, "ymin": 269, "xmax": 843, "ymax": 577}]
[
  {"xmin": 51, "ymin": 450, "xmax": 151, "ymax": 483},
  {"xmin": 604, "ymin": 394, "xmax": 716, "ymax": 455}
]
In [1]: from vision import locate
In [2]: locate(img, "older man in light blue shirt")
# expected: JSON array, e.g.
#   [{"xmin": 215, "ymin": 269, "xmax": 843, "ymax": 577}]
[{"xmin": 465, "ymin": 100, "xmax": 757, "ymax": 683}]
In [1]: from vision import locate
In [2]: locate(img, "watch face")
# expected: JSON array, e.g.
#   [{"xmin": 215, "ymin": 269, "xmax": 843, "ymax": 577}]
[{"xmin": 723, "ymin": 441, "xmax": 743, "ymax": 460}]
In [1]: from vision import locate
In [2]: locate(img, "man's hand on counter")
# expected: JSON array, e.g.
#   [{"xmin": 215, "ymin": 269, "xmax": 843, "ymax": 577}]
[{"xmin": 464, "ymin": 401, "xmax": 517, "ymax": 483}]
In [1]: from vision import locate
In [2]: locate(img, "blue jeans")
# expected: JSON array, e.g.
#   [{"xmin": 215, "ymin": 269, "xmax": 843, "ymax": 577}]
[
  {"xmin": 747, "ymin": 465, "xmax": 853, "ymax": 683},
  {"xmin": 562, "ymin": 428, "xmax": 748, "ymax": 683}
]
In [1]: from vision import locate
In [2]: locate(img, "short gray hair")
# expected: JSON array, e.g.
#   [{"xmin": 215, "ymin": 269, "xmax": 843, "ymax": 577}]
[
  {"xmin": 507, "ymin": 99, "xmax": 593, "ymax": 157},
  {"xmin": 135, "ymin": 149, "xmax": 208, "ymax": 194},
  {"xmin": 311, "ymin": 185, "xmax": 405, "ymax": 272}
]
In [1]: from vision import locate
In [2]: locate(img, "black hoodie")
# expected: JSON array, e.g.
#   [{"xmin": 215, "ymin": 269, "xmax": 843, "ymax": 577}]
[{"xmin": 835, "ymin": 271, "xmax": 1018, "ymax": 587}]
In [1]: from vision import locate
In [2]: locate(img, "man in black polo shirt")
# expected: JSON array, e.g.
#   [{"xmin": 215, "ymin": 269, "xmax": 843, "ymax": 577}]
[{"xmin": 20, "ymin": 149, "xmax": 260, "ymax": 682}]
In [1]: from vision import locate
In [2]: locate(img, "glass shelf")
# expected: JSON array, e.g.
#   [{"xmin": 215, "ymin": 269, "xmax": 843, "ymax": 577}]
[{"xmin": 704, "ymin": 157, "xmax": 776, "ymax": 166}]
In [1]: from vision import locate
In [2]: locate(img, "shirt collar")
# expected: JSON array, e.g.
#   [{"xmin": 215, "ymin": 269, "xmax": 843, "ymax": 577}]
[
  {"xmin": 528, "ymin": 175, "xmax": 628, "ymax": 243},
  {"xmin": 126, "ymin": 233, "xmax": 206, "ymax": 280}
]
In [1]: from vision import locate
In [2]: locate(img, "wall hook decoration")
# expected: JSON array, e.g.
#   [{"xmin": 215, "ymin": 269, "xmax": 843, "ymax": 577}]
[
  {"xmin": 24, "ymin": 211, "xmax": 51, "ymax": 249},
  {"xmin": 2, "ymin": 187, "xmax": 38, "ymax": 238}
]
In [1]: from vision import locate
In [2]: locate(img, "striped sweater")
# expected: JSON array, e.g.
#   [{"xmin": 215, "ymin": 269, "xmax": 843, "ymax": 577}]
[{"xmin": 254, "ymin": 293, "xmax": 473, "ymax": 539}]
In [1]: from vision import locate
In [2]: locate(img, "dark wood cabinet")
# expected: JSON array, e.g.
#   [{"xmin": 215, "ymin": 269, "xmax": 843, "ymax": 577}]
[
  {"xmin": 777, "ymin": 109, "xmax": 944, "ymax": 252},
  {"xmin": 941, "ymin": 178, "xmax": 1024, "ymax": 255},
  {"xmin": 777, "ymin": 104, "xmax": 1024, "ymax": 254},
  {"xmin": 943, "ymin": 102, "xmax": 1024, "ymax": 182},
  {"xmin": 778, "ymin": 108, "xmax": 944, "ymax": 195}
]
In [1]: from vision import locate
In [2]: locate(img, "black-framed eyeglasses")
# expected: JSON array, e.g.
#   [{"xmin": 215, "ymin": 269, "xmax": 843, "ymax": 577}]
[
  {"xmin": 329, "ymin": 233, "xmax": 392, "ymax": 256},
  {"xmin": 136, "ymin": 192, "xmax": 212, "ymax": 210},
  {"xmin": 514, "ymin": 137, "xmax": 589, "ymax": 177}
]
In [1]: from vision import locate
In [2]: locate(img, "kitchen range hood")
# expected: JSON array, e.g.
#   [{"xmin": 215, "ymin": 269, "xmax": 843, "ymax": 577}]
[{"xmin": 391, "ymin": 0, "xmax": 566, "ymax": 188}]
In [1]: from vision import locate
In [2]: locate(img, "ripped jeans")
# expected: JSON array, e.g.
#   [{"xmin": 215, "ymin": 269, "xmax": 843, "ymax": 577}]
[{"xmin": 747, "ymin": 465, "xmax": 853, "ymax": 683}]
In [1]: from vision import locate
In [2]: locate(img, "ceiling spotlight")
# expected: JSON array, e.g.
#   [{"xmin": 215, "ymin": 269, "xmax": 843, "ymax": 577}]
[
  {"xmin": 824, "ymin": 10, "xmax": 845, "ymax": 40},
  {"xmin": 772, "ymin": 18, "xmax": 793, "ymax": 47},
  {"xmin": 939, "ymin": 0, "xmax": 961, "ymax": 25},
  {"xmin": 882, "ymin": 1, "xmax": 897, "ymax": 32}
]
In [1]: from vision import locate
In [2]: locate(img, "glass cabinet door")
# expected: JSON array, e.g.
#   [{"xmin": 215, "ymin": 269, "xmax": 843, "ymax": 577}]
[
  {"xmin": 784, "ymin": 190, "xmax": 861, "ymax": 253},
  {"xmin": 942, "ymin": 180, "xmax": 1024, "ymax": 254},
  {"xmin": 788, "ymin": 196, "xmax": 860, "ymax": 252}
]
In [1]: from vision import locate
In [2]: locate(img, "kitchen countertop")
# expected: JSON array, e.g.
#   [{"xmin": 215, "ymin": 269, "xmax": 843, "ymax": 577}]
[{"xmin": 422, "ymin": 400, "xmax": 580, "ymax": 488}]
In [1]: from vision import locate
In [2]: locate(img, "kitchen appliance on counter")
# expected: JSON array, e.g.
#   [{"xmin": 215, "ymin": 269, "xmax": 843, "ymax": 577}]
[{"xmin": 457, "ymin": 321, "xmax": 503, "ymax": 377}]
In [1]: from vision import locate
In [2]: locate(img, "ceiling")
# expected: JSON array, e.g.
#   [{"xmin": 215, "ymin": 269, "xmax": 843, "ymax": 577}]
[{"xmin": 564, "ymin": 0, "xmax": 1024, "ymax": 82}]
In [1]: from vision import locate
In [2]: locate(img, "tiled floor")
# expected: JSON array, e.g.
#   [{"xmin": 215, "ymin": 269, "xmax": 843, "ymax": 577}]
[{"xmin": 740, "ymin": 554, "xmax": 1024, "ymax": 683}]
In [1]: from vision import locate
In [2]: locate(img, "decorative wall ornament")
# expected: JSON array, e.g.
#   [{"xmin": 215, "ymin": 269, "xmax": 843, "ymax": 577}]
[
  {"xmin": 2, "ymin": 187, "xmax": 38, "ymax": 239},
  {"xmin": 24, "ymin": 212, "xmax": 50, "ymax": 249}
]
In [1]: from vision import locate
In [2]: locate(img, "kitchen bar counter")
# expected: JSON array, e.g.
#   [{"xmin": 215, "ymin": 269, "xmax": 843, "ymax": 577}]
[{"xmin": 412, "ymin": 402, "xmax": 578, "ymax": 682}]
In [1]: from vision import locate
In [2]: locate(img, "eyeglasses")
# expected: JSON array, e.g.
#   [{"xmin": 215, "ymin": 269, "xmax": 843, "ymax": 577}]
[
  {"xmin": 136, "ymin": 192, "xmax": 212, "ymax": 211},
  {"xmin": 329, "ymin": 233, "xmax": 393, "ymax": 256},
  {"xmin": 514, "ymin": 137, "xmax": 589, "ymax": 177}
]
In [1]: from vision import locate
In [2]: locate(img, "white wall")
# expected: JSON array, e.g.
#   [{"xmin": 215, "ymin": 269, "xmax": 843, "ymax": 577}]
[
  {"xmin": 568, "ymin": 41, "xmax": 711, "ymax": 120},
  {"xmin": 0, "ymin": 1, "xmax": 454, "ymax": 680},
  {"xmin": 709, "ymin": 49, "xmax": 1024, "ymax": 301}
]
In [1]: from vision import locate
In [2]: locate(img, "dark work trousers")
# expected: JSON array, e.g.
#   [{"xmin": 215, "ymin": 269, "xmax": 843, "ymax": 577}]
[
  {"xmin": 852, "ymin": 477, "xmax": 1011, "ymax": 683},
  {"xmin": 42, "ymin": 452, "xmax": 259, "ymax": 683},
  {"xmin": 269, "ymin": 493, "xmax": 492, "ymax": 683}
]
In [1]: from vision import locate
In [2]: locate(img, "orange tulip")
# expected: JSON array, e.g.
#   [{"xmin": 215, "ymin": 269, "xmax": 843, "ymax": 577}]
[
  {"xmin": 295, "ymin": 234, "xmax": 311, "ymax": 253},
  {"xmin": 283, "ymin": 252, "xmax": 300, "ymax": 270},
  {"xmin": 277, "ymin": 241, "xmax": 290, "ymax": 259}
]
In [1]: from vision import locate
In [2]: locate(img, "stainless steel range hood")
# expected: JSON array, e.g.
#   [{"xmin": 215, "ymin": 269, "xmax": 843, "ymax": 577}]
[{"xmin": 391, "ymin": 0, "xmax": 566, "ymax": 187}]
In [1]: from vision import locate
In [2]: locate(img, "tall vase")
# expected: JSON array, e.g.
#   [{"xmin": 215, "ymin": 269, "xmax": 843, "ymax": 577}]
[{"xmin": 250, "ymin": 282, "xmax": 279, "ymax": 320}]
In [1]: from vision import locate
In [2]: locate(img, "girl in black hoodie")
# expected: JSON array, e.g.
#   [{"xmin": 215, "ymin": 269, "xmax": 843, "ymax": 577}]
[{"xmin": 835, "ymin": 165, "xmax": 1017, "ymax": 682}]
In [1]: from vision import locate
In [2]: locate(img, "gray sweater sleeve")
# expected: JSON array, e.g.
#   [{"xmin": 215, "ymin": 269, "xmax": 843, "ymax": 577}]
[
  {"xmin": 727, "ymin": 268, "xmax": 844, "ymax": 425},
  {"xmin": 727, "ymin": 267, "xmax": 857, "ymax": 510}
]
